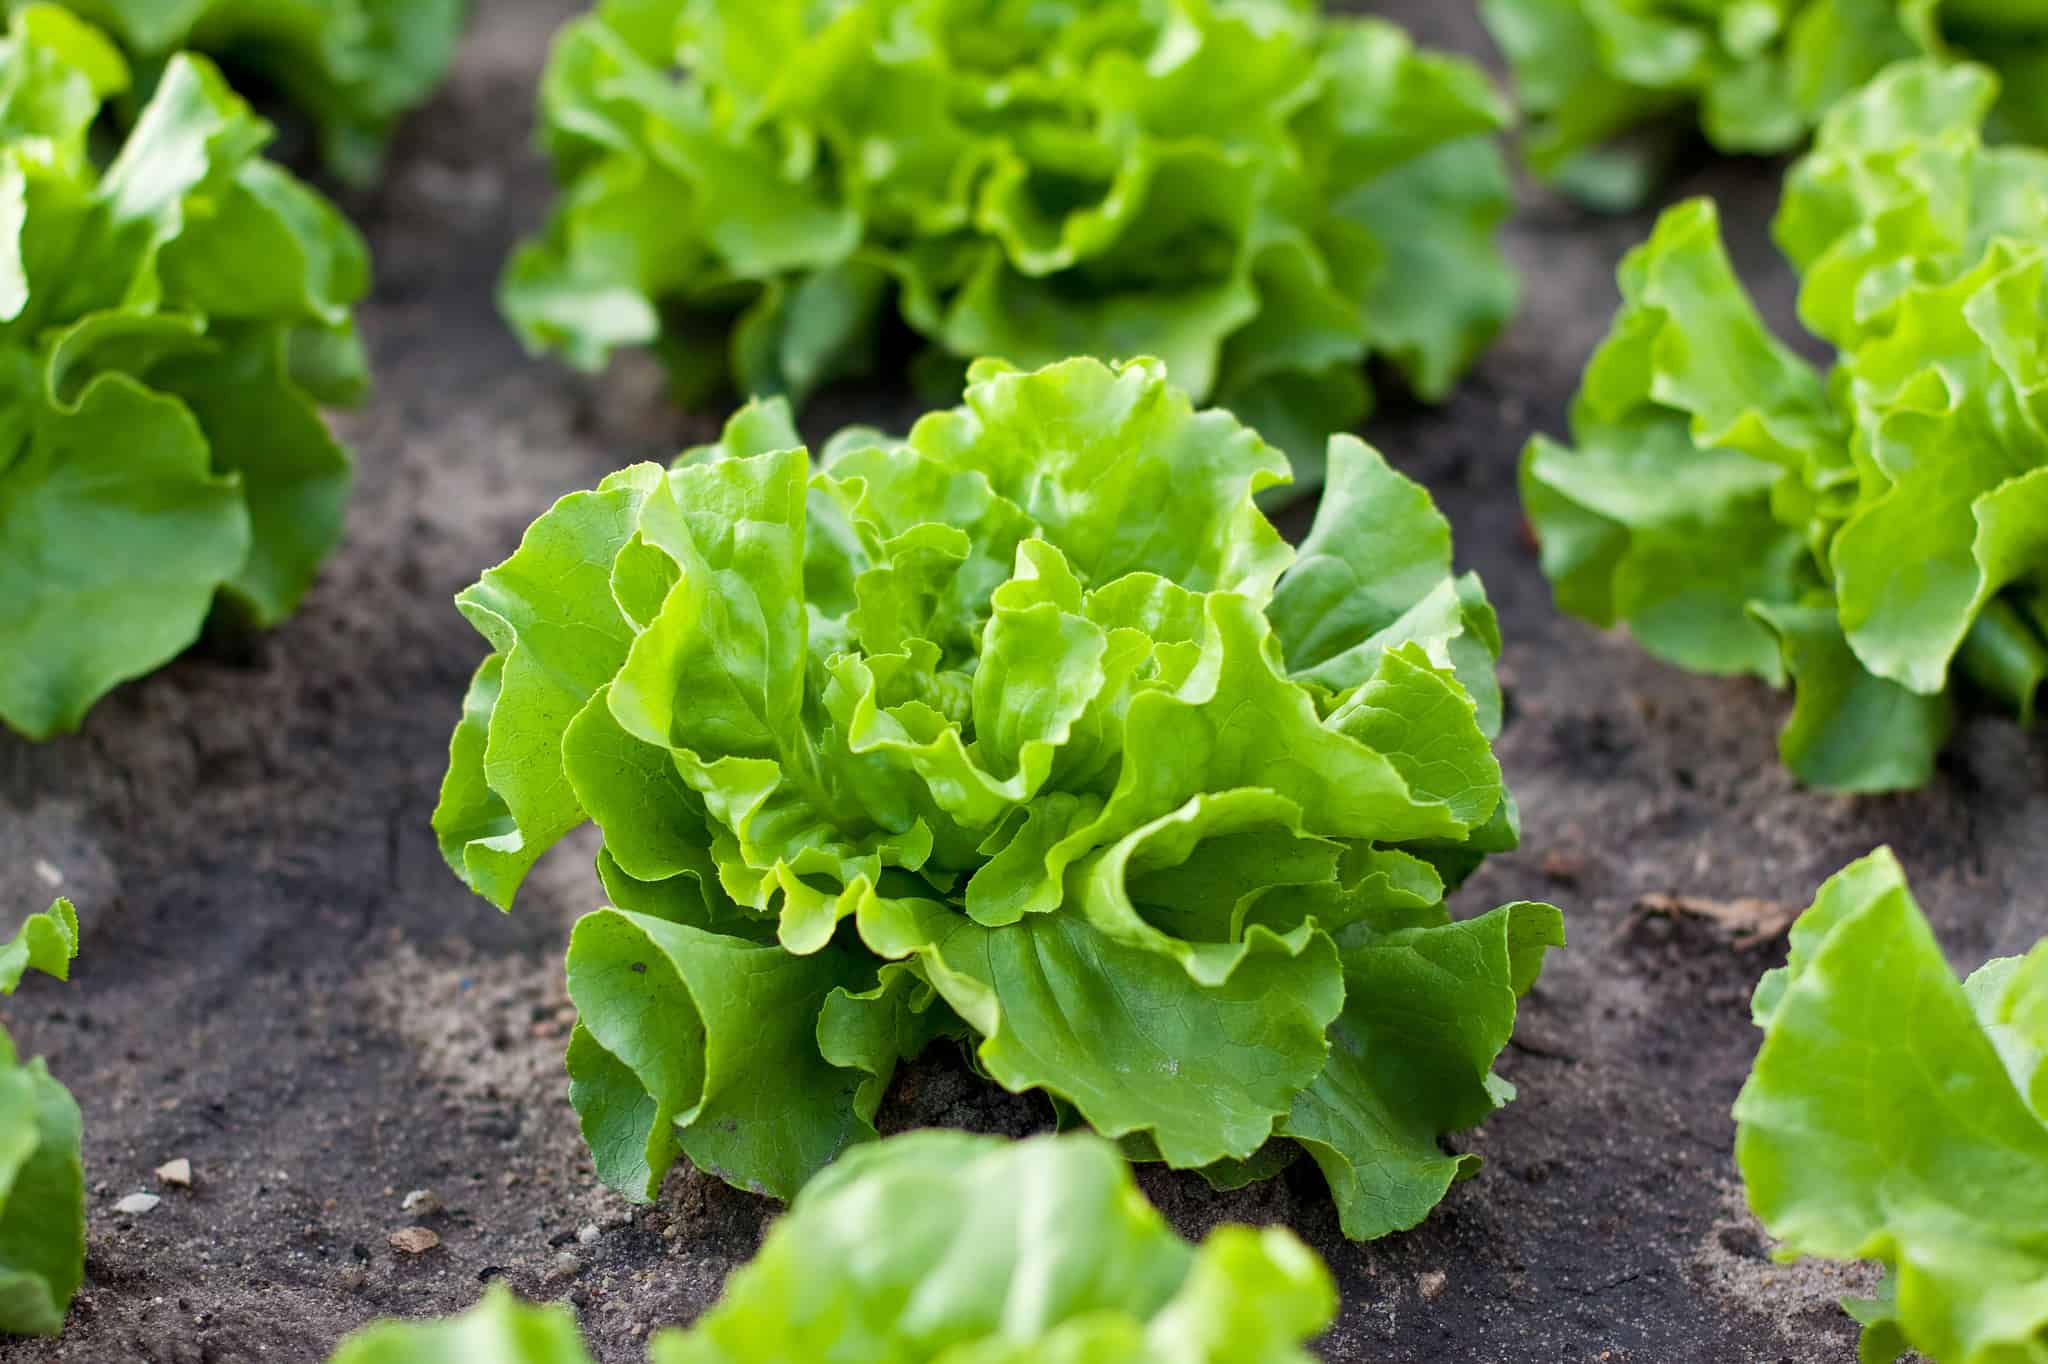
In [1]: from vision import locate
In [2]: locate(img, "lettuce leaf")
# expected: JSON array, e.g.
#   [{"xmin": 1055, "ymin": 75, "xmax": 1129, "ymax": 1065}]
[
  {"xmin": 502, "ymin": 0, "xmax": 1515, "ymax": 480},
  {"xmin": 435, "ymin": 355, "xmax": 1561, "ymax": 1237},
  {"xmin": 0, "ymin": 5, "xmax": 368, "ymax": 740},
  {"xmin": 0, "ymin": 899, "xmax": 85, "ymax": 1339},
  {"xmin": 653, "ymin": 1131, "xmax": 1334, "ymax": 1364},
  {"xmin": 2, "ymin": 0, "xmax": 467, "ymax": 182},
  {"xmin": 1522, "ymin": 62, "xmax": 2048, "ymax": 790},
  {"xmin": 323, "ymin": 1132, "xmax": 1334, "ymax": 1364},
  {"xmin": 1480, "ymin": 0, "xmax": 2048, "ymax": 203},
  {"xmin": 1734, "ymin": 849, "xmax": 2048, "ymax": 1364}
]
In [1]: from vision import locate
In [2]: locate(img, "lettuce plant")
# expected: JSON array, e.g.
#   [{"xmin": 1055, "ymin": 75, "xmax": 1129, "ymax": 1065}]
[
  {"xmin": 328, "ymin": 1132, "xmax": 1336, "ymax": 1364},
  {"xmin": 0, "ymin": 5, "xmax": 369, "ymax": 740},
  {"xmin": 3, "ymin": 0, "xmax": 467, "ymax": 182},
  {"xmin": 661, "ymin": 1130, "xmax": 1334, "ymax": 1363},
  {"xmin": 502, "ymin": 0, "xmax": 1516, "ymax": 480},
  {"xmin": 1480, "ymin": 0, "xmax": 2048, "ymax": 202},
  {"xmin": 1522, "ymin": 62, "xmax": 2048, "ymax": 790},
  {"xmin": 436, "ymin": 355, "xmax": 1562, "ymax": 1239},
  {"xmin": 1734, "ymin": 849, "xmax": 2047, "ymax": 1364},
  {"xmin": 0, "ymin": 899, "xmax": 85, "ymax": 1338}
]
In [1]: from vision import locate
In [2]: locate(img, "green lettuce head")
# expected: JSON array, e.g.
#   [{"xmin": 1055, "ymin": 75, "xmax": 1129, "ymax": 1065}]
[
  {"xmin": 435, "ymin": 354, "xmax": 1561, "ymax": 1239},
  {"xmin": 0, "ymin": 5, "xmax": 369, "ymax": 740},
  {"xmin": 328, "ymin": 1131, "xmax": 1336, "ymax": 1364},
  {"xmin": 1480, "ymin": 0, "xmax": 2048, "ymax": 205},
  {"xmin": 502, "ymin": 0, "xmax": 1517, "ymax": 482},
  {"xmin": 1522, "ymin": 61, "xmax": 2048, "ymax": 790},
  {"xmin": 1, "ymin": 899, "xmax": 85, "ymax": 1339},
  {"xmin": 2, "ymin": 0, "xmax": 467, "ymax": 182},
  {"xmin": 1735, "ymin": 848, "xmax": 2048, "ymax": 1364}
]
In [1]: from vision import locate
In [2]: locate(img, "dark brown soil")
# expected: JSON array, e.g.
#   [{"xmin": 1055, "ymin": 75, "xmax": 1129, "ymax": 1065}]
[{"xmin": 3, "ymin": 4, "xmax": 2043, "ymax": 1362}]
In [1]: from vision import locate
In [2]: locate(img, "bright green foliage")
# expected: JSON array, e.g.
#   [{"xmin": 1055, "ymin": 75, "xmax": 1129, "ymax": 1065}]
[
  {"xmin": 323, "ymin": 1133, "xmax": 1334, "ymax": 1364},
  {"xmin": 435, "ymin": 355, "xmax": 1561, "ymax": 1237},
  {"xmin": 3, "ymin": 0, "xmax": 467, "ymax": 182},
  {"xmin": 1735, "ymin": 849, "xmax": 2048, "ymax": 1364},
  {"xmin": 1480, "ymin": 0, "xmax": 2048, "ymax": 202},
  {"xmin": 328, "ymin": 1285, "xmax": 597, "ymax": 1364},
  {"xmin": 1522, "ymin": 62, "xmax": 2048, "ymax": 790},
  {"xmin": 0, "ymin": 899, "xmax": 85, "ymax": 1338},
  {"xmin": 653, "ymin": 1131, "xmax": 1334, "ymax": 1364},
  {"xmin": 503, "ymin": 0, "xmax": 1516, "ymax": 480},
  {"xmin": 0, "ymin": 5, "xmax": 369, "ymax": 740}
]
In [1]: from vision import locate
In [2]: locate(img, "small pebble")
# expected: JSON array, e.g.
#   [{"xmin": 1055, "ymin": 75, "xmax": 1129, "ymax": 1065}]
[
  {"xmin": 544, "ymin": 1251, "xmax": 582, "ymax": 1283},
  {"xmin": 338, "ymin": 1267, "xmax": 367, "ymax": 1292},
  {"xmin": 1418, "ymin": 1269, "xmax": 1448, "ymax": 1300},
  {"xmin": 115, "ymin": 1193, "xmax": 161, "ymax": 1216},
  {"xmin": 576, "ymin": 1223, "xmax": 600, "ymax": 1247},
  {"xmin": 401, "ymin": 1189, "xmax": 441, "ymax": 1216},
  {"xmin": 156, "ymin": 1159, "xmax": 193, "ymax": 1188},
  {"xmin": 388, "ymin": 1227, "xmax": 440, "ymax": 1255}
]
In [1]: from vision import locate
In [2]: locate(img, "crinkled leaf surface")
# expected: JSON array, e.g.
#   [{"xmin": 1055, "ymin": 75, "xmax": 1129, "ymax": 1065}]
[
  {"xmin": 503, "ymin": 0, "xmax": 1516, "ymax": 473},
  {"xmin": 1523, "ymin": 62, "xmax": 2048, "ymax": 791},
  {"xmin": 1480, "ymin": 0, "xmax": 2048, "ymax": 201},
  {"xmin": 0, "ymin": 899, "xmax": 85, "ymax": 1339},
  {"xmin": 1735, "ymin": 848, "xmax": 2048, "ymax": 1364},
  {"xmin": 436, "ymin": 356, "xmax": 1557, "ymax": 1235},
  {"xmin": 0, "ymin": 9, "xmax": 368, "ymax": 739}
]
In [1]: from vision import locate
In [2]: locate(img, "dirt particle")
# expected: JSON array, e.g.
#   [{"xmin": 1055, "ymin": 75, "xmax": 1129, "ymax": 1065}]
[
  {"xmin": 545, "ymin": 1251, "xmax": 583, "ymax": 1283},
  {"xmin": 1418, "ymin": 1269, "xmax": 1448, "ymax": 1300},
  {"xmin": 387, "ymin": 1227, "xmax": 440, "ymax": 1256},
  {"xmin": 1633, "ymin": 893, "xmax": 1798, "ymax": 950},
  {"xmin": 1540, "ymin": 848, "xmax": 1587, "ymax": 885}
]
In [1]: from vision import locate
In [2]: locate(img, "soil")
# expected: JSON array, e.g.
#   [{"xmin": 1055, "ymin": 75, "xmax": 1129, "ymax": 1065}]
[{"xmin": 3, "ymin": 3, "xmax": 2043, "ymax": 1362}]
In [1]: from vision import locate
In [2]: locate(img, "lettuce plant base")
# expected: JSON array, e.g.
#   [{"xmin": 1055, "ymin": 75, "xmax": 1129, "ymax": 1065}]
[{"xmin": 0, "ymin": 4, "xmax": 2043, "ymax": 1362}]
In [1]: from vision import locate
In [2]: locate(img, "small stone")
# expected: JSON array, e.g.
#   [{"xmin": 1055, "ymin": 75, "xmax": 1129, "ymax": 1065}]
[
  {"xmin": 1418, "ymin": 1269, "xmax": 1448, "ymax": 1300},
  {"xmin": 544, "ymin": 1252, "xmax": 582, "ymax": 1283},
  {"xmin": 156, "ymin": 1159, "xmax": 193, "ymax": 1188},
  {"xmin": 338, "ymin": 1267, "xmax": 367, "ymax": 1292},
  {"xmin": 115, "ymin": 1193, "xmax": 161, "ymax": 1216},
  {"xmin": 400, "ymin": 1189, "xmax": 441, "ymax": 1216},
  {"xmin": 32, "ymin": 859, "xmax": 63, "ymax": 887},
  {"xmin": 388, "ymin": 1227, "xmax": 440, "ymax": 1255},
  {"xmin": 576, "ymin": 1223, "xmax": 600, "ymax": 1247}
]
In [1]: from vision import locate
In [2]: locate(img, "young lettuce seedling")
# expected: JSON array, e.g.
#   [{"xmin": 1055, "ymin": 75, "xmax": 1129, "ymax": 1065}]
[
  {"xmin": 0, "ymin": 5, "xmax": 371, "ymax": 740},
  {"xmin": 1736, "ymin": 849, "xmax": 2047, "ymax": 1364},
  {"xmin": 504, "ymin": 0, "xmax": 1518, "ymax": 486},
  {"xmin": 1524, "ymin": 62, "xmax": 2048, "ymax": 790},
  {"xmin": 436, "ymin": 355, "xmax": 1561, "ymax": 1240},
  {"xmin": 0, "ymin": 898, "xmax": 85, "ymax": 1339}
]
